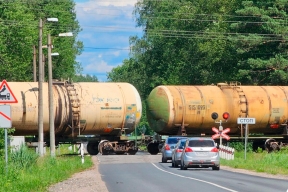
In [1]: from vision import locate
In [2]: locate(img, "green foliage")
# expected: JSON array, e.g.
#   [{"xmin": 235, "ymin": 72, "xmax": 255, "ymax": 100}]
[
  {"xmin": 107, "ymin": 0, "xmax": 288, "ymax": 133},
  {"xmin": 0, "ymin": 148, "xmax": 93, "ymax": 191},
  {"xmin": 10, "ymin": 144, "xmax": 38, "ymax": 170},
  {"xmin": 0, "ymin": 128, "xmax": 15, "ymax": 157},
  {"xmin": 71, "ymin": 74, "xmax": 98, "ymax": 82},
  {"xmin": 0, "ymin": 0, "xmax": 83, "ymax": 81},
  {"xmin": 228, "ymin": 141, "xmax": 253, "ymax": 152},
  {"xmin": 221, "ymin": 149, "xmax": 288, "ymax": 175}
]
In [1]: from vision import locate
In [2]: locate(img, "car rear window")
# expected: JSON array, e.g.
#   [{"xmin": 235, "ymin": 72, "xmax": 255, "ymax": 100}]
[
  {"xmin": 180, "ymin": 141, "xmax": 186, "ymax": 147},
  {"xmin": 167, "ymin": 138, "xmax": 183, "ymax": 144},
  {"xmin": 188, "ymin": 140, "xmax": 214, "ymax": 147}
]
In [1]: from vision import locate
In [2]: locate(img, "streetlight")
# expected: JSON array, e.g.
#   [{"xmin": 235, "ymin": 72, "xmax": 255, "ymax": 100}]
[
  {"xmin": 38, "ymin": 18, "xmax": 58, "ymax": 156},
  {"xmin": 48, "ymin": 32, "xmax": 73, "ymax": 157}
]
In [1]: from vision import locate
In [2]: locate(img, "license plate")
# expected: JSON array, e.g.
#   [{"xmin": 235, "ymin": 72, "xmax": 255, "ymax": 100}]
[{"xmin": 196, "ymin": 152, "xmax": 208, "ymax": 156}]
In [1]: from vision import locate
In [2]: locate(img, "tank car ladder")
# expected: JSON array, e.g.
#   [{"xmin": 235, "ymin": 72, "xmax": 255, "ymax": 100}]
[
  {"xmin": 65, "ymin": 83, "xmax": 84, "ymax": 137},
  {"xmin": 234, "ymin": 84, "xmax": 248, "ymax": 137}
]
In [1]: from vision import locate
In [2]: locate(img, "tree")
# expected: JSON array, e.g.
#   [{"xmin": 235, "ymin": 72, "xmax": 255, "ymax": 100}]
[
  {"xmin": 71, "ymin": 74, "xmax": 98, "ymax": 82},
  {"xmin": 228, "ymin": 1, "xmax": 288, "ymax": 85},
  {"xmin": 0, "ymin": 0, "xmax": 83, "ymax": 81}
]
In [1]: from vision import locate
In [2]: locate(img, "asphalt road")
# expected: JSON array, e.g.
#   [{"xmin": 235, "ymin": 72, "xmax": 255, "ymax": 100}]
[{"xmin": 97, "ymin": 151, "xmax": 288, "ymax": 192}]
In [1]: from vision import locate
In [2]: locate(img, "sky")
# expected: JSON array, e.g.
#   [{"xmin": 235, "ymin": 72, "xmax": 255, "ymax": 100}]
[{"xmin": 74, "ymin": 0, "xmax": 142, "ymax": 82}]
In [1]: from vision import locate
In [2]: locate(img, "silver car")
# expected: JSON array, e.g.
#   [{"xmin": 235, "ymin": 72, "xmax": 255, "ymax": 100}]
[
  {"xmin": 171, "ymin": 138, "xmax": 187, "ymax": 167},
  {"xmin": 180, "ymin": 137, "xmax": 220, "ymax": 170},
  {"xmin": 161, "ymin": 136, "xmax": 186, "ymax": 163}
]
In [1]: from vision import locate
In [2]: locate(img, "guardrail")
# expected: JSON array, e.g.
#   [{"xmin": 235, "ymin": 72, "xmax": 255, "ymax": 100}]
[{"xmin": 219, "ymin": 145, "xmax": 235, "ymax": 160}]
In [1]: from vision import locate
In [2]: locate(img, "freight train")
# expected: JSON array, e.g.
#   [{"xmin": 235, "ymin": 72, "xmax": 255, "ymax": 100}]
[
  {"xmin": 146, "ymin": 82, "xmax": 288, "ymax": 154},
  {"xmin": 6, "ymin": 81, "xmax": 142, "ymax": 155}
]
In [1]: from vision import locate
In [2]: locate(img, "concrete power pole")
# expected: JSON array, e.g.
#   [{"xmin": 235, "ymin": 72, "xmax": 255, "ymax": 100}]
[
  {"xmin": 33, "ymin": 45, "xmax": 37, "ymax": 82},
  {"xmin": 38, "ymin": 18, "xmax": 44, "ymax": 156},
  {"xmin": 48, "ymin": 33, "xmax": 56, "ymax": 157}
]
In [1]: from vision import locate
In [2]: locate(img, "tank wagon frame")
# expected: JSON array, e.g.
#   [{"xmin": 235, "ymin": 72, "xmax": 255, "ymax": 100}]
[
  {"xmin": 9, "ymin": 81, "xmax": 142, "ymax": 155},
  {"xmin": 146, "ymin": 82, "xmax": 288, "ymax": 154}
]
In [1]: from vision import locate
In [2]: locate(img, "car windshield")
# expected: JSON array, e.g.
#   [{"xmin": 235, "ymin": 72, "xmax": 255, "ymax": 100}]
[
  {"xmin": 188, "ymin": 140, "xmax": 214, "ymax": 147},
  {"xmin": 167, "ymin": 138, "xmax": 182, "ymax": 144}
]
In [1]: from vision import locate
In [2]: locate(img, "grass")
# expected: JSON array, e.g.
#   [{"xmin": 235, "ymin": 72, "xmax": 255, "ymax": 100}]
[
  {"xmin": 0, "ymin": 144, "xmax": 93, "ymax": 192},
  {"xmin": 220, "ymin": 147, "xmax": 288, "ymax": 175}
]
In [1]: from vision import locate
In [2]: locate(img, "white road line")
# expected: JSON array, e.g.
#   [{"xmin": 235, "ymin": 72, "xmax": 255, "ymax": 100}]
[{"xmin": 151, "ymin": 163, "xmax": 238, "ymax": 192}]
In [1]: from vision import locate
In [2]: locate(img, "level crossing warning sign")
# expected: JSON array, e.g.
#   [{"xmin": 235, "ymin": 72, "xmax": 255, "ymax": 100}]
[
  {"xmin": 212, "ymin": 127, "xmax": 230, "ymax": 140},
  {"xmin": 0, "ymin": 105, "xmax": 11, "ymax": 128},
  {"xmin": 0, "ymin": 80, "xmax": 18, "ymax": 103}
]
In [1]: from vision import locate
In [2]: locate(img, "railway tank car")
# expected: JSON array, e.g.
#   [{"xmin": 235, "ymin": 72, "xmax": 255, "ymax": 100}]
[
  {"xmin": 146, "ymin": 82, "xmax": 288, "ymax": 154},
  {"xmin": 8, "ymin": 81, "xmax": 142, "ymax": 155}
]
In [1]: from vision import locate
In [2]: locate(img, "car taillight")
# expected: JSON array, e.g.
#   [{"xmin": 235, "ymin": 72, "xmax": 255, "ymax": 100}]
[
  {"xmin": 165, "ymin": 144, "xmax": 170, "ymax": 150},
  {"xmin": 176, "ymin": 149, "xmax": 183, "ymax": 152},
  {"xmin": 185, "ymin": 147, "xmax": 193, "ymax": 152},
  {"xmin": 211, "ymin": 147, "xmax": 218, "ymax": 152}
]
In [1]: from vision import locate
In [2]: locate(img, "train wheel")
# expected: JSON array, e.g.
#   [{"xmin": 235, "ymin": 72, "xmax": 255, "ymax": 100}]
[
  {"xmin": 87, "ymin": 141, "xmax": 99, "ymax": 155},
  {"xmin": 127, "ymin": 148, "xmax": 138, "ymax": 155},
  {"xmin": 147, "ymin": 142, "xmax": 160, "ymax": 155},
  {"xmin": 265, "ymin": 139, "xmax": 280, "ymax": 153}
]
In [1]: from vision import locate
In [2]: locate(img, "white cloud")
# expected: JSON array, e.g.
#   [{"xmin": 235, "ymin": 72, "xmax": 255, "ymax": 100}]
[
  {"xmin": 85, "ymin": 60, "xmax": 114, "ymax": 73},
  {"xmin": 78, "ymin": 0, "xmax": 138, "ymax": 7},
  {"xmin": 74, "ymin": 0, "xmax": 142, "ymax": 81},
  {"xmin": 78, "ymin": 52, "xmax": 118, "ymax": 73}
]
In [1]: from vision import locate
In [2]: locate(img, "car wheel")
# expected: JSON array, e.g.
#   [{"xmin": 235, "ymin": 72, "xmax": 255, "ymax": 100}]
[
  {"xmin": 180, "ymin": 161, "xmax": 187, "ymax": 170},
  {"xmin": 162, "ymin": 156, "xmax": 167, "ymax": 163},
  {"xmin": 212, "ymin": 166, "xmax": 220, "ymax": 171},
  {"xmin": 172, "ymin": 160, "xmax": 175, "ymax": 167}
]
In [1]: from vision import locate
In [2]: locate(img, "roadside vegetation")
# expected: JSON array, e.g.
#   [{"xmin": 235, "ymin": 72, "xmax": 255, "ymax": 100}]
[
  {"xmin": 0, "ymin": 144, "xmax": 93, "ymax": 192},
  {"xmin": 220, "ymin": 142, "xmax": 288, "ymax": 175}
]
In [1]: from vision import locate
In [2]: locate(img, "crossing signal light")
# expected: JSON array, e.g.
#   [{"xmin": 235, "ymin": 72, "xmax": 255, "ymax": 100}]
[
  {"xmin": 211, "ymin": 112, "xmax": 218, "ymax": 120},
  {"xmin": 223, "ymin": 112, "xmax": 230, "ymax": 120}
]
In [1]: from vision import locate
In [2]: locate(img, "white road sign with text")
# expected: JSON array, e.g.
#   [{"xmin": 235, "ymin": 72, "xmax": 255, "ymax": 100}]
[{"xmin": 237, "ymin": 118, "xmax": 256, "ymax": 124}]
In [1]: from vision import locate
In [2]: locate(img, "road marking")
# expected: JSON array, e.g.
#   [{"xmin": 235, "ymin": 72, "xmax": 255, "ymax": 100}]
[{"xmin": 151, "ymin": 163, "xmax": 238, "ymax": 192}]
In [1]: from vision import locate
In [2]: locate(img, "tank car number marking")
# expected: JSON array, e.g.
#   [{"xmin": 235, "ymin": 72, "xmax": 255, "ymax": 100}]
[
  {"xmin": 92, "ymin": 96, "xmax": 120, "ymax": 103},
  {"xmin": 189, "ymin": 105, "xmax": 206, "ymax": 110},
  {"xmin": 272, "ymin": 108, "xmax": 282, "ymax": 113},
  {"xmin": 101, "ymin": 107, "xmax": 122, "ymax": 110}
]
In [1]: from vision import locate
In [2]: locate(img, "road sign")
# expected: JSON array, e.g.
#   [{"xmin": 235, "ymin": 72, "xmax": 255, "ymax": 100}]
[
  {"xmin": 237, "ymin": 118, "xmax": 256, "ymax": 124},
  {"xmin": 211, "ymin": 127, "xmax": 230, "ymax": 140},
  {"xmin": 0, "ymin": 105, "xmax": 11, "ymax": 128},
  {"xmin": 0, "ymin": 80, "xmax": 18, "ymax": 103}
]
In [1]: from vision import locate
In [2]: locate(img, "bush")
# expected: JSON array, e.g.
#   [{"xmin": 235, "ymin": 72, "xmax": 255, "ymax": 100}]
[
  {"xmin": 228, "ymin": 141, "xmax": 253, "ymax": 152},
  {"xmin": 11, "ymin": 144, "xmax": 38, "ymax": 169}
]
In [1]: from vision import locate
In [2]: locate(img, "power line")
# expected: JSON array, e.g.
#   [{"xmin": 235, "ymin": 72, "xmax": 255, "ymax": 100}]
[{"xmin": 84, "ymin": 47, "xmax": 130, "ymax": 50}]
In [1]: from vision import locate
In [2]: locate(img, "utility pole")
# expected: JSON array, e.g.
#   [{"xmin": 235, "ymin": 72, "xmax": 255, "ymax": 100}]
[
  {"xmin": 48, "ymin": 33, "xmax": 56, "ymax": 157},
  {"xmin": 42, "ymin": 53, "xmax": 45, "ymax": 82},
  {"xmin": 38, "ymin": 18, "xmax": 44, "ymax": 156},
  {"xmin": 33, "ymin": 45, "xmax": 37, "ymax": 82}
]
